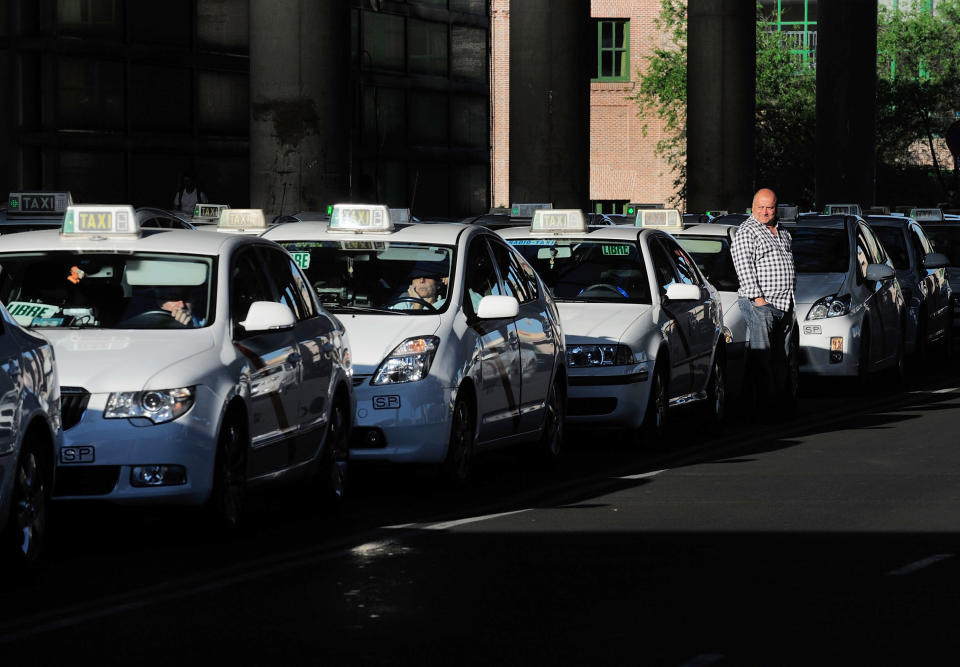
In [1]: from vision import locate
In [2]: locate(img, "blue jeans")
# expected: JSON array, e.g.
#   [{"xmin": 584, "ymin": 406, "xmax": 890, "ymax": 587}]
[{"xmin": 738, "ymin": 297, "xmax": 795, "ymax": 408}]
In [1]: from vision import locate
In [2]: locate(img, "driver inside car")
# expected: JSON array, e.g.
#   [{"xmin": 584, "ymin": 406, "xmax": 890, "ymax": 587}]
[
  {"xmin": 122, "ymin": 286, "xmax": 204, "ymax": 327},
  {"xmin": 389, "ymin": 262, "xmax": 448, "ymax": 311}
]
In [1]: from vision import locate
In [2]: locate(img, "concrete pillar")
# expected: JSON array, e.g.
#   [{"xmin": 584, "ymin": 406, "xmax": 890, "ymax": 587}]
[
  {"xmin": 816, "ymin": 0, "xmax": 877, "ymax": 209},
  {"xmin": 687, "ymin": 0, "xmax": 755, "ymax": 214},
  {"xmin": 509, "ymin": 0, "xmax": 590, "ymax": 211},
  {"xmin": 250, "ymin": 1, "xmax": 349, "ymax": 215}
]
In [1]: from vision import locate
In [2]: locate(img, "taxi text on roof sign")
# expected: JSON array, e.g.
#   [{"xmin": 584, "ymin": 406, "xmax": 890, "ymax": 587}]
[
  {"xmin": 530, "ymin": 209, "xmax": 586, "ymax": 233},
  {"xmin": 636, "ymin": 208, "xmax": 682, "ymax": 230},
  {"xmin": 329, "ymin": 203, "xmax": 393, "ymax": 232},
  {"xmin": 218, "ymin": 208, "xmax": 267, "ymax": 230},
  {"xmin": 61, "ymin": 205, "xmax": 139, "ymax": 237},
  {"xmin": 909, "ymin": 208, "xmax": 945, "ymax": 222},
  {"xmin": 824, "ymin": 203, "xmax": 862, "ymax": 216},
  {"xmin": 8, "ymin": 191, "xmax": 73, "ymax": 215},
  {"xmin": 194, "ymin": 203, "xmax": 230, "ymax": 220}
]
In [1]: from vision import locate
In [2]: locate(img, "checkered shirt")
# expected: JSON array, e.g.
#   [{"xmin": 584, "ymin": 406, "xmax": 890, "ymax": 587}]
[{"xmin": 731, "ymin": 215, "xmax": 796, "ymax": 311}]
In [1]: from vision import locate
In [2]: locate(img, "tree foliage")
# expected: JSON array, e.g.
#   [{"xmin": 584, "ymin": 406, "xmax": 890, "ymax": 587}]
[
  {"xmin": 632, "ymin": 1, "xmax": 817, "ymax": 207},
  {"xmin": 876, "ymin": 0, "xmax": 960, "ymax": 199}
]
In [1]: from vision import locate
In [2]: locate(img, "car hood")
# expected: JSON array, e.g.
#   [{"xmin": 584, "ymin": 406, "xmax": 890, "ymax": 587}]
[
  {"xmin": 795, "ymin": 273, "xmax": 846, "ymax": 305},
  {"xmin": 338, "ymin": 313, "xmax": 443, "ymax": 372},
  {"xmin": 40, "ymin": 329, "xmax": 216, "ymax": 393},
  {"xmin": 556, "ymin": 302, "xmax": 651, "ymax": 344}
]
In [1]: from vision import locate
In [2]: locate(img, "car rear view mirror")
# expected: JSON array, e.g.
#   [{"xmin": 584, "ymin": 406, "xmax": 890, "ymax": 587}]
[
  {"xmin": 923, "ymin": 252, "xmax": 949, "ymax": 270},
  {"xmin": 865, "ymin": 263, "xmax": 895, "ymax": 282},
  {"xmin": 476, "ymin": 295, "xmax": 520, "ymax": 320},
  {"xmin": 664, "ymin": 283, "xmax": 701, "ymax": 301},
  {"xmin": 240, "ymin": 301, "xmax": 296, "ymax": 332}
]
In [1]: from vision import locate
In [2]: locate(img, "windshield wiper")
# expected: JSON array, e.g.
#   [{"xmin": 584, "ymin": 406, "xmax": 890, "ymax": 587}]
[{"xmin": 327, "ymin": 304, "xmax": 402, "ymax": 315}]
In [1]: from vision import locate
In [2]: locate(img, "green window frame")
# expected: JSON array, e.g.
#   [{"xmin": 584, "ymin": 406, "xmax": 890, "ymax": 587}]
[{"xmin": 592, "ymin": 19, "xmax": 629, "ymax": 82}]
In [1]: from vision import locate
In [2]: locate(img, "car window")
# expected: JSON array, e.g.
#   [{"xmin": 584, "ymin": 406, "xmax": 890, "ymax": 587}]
[
  {"xmin": 791, "ymin": 227, "xmax": 850, "ymax": 273},
  {"xmin": 872, "ymin": 226, "xmax": 909, "ymax": 270},
  {"xmin": 231, "ymin": 247, "xmax": 273, "ymax": 323},
  {"xmin": 464, "ymin": 237, "xmax": 500, "ymax": 317},
  {"xmin": 921, "ymin": 225, "xmax": 960, "ymax": 266},
  {"xmin": 662, "ymin": 238, "xmax": 701, "ymax": 286},
  {"xmin": 650, "ymin": 239, "xmax": 679, "ymax": 294},
  {"xmin": 258, "ymin": 246, "xmax": 316, "ymax": 321},
  {"xmin": 508, "ymin": 238, "xmax": 651, "ymax": 303},
  {"xmin": 860, "ymin": 223, "xmax": 886, "ymax": 264},
  {"xmin": 674, "ymin": 235, "xmax": 739, "ymax": 292},
  {"xmin": 855, "ymin": 232, "xmax": 870, "ymax": 280},
  {"xmin": 0, "ymin": 251, "xmax": 214, "ymax": 329},
  {"xmin": 489, "ymin": 239, "xmax": 533, "ymax": 304}
]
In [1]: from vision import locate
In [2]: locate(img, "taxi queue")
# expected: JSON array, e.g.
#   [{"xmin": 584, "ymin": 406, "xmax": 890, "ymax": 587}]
[{"xmin": 0, "ymin": 192, "xmax": 955, "ymax": 565}]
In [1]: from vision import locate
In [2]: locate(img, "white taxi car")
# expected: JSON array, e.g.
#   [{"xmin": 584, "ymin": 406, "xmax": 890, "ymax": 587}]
[
  {"xmin": 262, "ymin": 204, "xmax": 567, "ymax": 483},
  {"xmin": 0, "ymin": 206, "xmax": 354, "ymax": 526},
  {"xmin": 499, "ymin": 209, "xmax": 726, "ymax": 443},
  {"xmin": 792, "ymin": 214, "xmax": 905, "ymax": 378},
  {"xmin": 0, "ymin": 301, "xmax": 61, "ymax": 564}
]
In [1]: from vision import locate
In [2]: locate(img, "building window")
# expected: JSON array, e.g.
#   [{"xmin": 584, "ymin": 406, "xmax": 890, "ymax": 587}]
[{"xmin": 592, "ymin": 19, "xmax": 629, "ymax": 82}]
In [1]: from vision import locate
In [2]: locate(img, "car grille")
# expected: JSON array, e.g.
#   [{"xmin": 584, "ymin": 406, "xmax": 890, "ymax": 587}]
[
  {"xmin": 60, "ymin": 386, "xmax": 91, "ymax": 430},
  {"xmin": 54, "ymin": 466, "xmax": 120, "ymax": 496}
]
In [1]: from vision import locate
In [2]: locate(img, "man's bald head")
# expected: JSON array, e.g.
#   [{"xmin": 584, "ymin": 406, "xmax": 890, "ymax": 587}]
[{"xmin": 752, "ymin": 188, "xmax": 777, "ymax": 225}]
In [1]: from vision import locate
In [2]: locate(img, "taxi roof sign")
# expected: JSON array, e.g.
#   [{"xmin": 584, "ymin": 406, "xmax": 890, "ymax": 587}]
[
  {"xmin": 8, "ymin": 191, "xmax": 73, "ymax": 215},
  {"xmin": 193, "ymin": 203, "xmax": 230, "ymax": 221},
  {"xmin": 637, "ymin": 208, "xmax": 682, "ymax": 229},
  {"xmin": 530, "ymin": 209, "xmax": 587, "ymax": 233},
  {"xmin": 329, "ymin": 204, "xmax": 393, "ymax": 233},
  {"xmin": 909, "ymin": 207, "xmax": 945, "ymax": 222},
  {"xmin": 511, "ymin": 203, "xmax": 552, "ymax": 218},
  {"xmin": 218, "ymin": 208, "xmax": 267, "ymax": 232},
  {"xmin": 824, "ymin": 203, "xmax": 862, "ymax": 216},
  {"xmin": 62, "ymin": 205, "xmax": 139, "ymax": 237}
]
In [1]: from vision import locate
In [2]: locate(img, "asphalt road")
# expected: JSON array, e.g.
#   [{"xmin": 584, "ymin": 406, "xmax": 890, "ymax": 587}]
[{"xmin": 4, "ymin": 354, "xmax": 960, "ymax": 666}]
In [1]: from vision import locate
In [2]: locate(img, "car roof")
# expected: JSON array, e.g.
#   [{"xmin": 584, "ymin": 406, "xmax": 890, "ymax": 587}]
[
  {"xmin": 865, "ymin": 215, "xmax": 917, "ymax": 228},
  {"xmin": 263, "ymin": 220, "xmax": 473, "ymax": 245},
  {"xmin": 497, "ymin": 225, "xmax": 647, "ymax": 242},
  {"xmin": 794, "ymin": 214, "xmax": 852, "ymax": 229},
  {"xmin": 0, "ymin": 227, "xmax": 268, "ymax": 255},
  {"xmin": 672, "ymin": 223, "xmax": 738, "ymax": 238}
]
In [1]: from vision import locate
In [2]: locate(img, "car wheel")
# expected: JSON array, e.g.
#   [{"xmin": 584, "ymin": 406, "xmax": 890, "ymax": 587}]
[
  {"xmin": 442, "ymin": 395, "xmax": 475, "ymax": 486},
  {"xmin": 5, "ymin": 442, "xmax": 49, "ymax": 565},
  {"xmin": 705, "ymin": 350, "xmax": 726, "ymax": 428},
  {"xmin": 317, "ymin": 396, "xmax": 349, "ymax": 512},
  {"xmin": 536, "ymin": 376, "xmax": 565, "ymax": 465},
  {"xmin": 640, "ymin": 363, "xmax": 668, "ymax": 445},
  {"xmin": 782, "ymin": 326, "xmax": 800, "ymax": 417},
  {"xmin": 207, "ymin": 414, "xmax": 247, "ymax": 530}
]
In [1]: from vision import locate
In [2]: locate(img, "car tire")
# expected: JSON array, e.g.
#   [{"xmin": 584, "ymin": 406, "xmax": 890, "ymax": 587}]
[
  {"xmin": 640, "ymin": 362, "xmax": 668, "ymax": 446},
  {"xmin": 442, "ymin": 394, "xmax": 475, "ymax": 487},
  {"xmin": 536, "ymin": 376, "xmax": 565, "ymax": 465},
  {"xmin": 207, "ymin": 413, "xmax": 247, "ymax": 530},
  {"xmin": 782, "ymin": 325, "xmax": 800, "ymax": 418},
  {"xmin": 705, "ymin": 349, "xmax": 726, "ymax": 429},
  {"xmin": 4, "ymin": 440, "xmax": 49, "ymax": 565},
  {"xmin": 316, "ymin": 396, "xmax": 349, "ymax": 513}
]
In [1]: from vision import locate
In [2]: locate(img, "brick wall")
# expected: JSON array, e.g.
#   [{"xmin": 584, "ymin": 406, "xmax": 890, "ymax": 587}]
[{"xmin": 489, "ymin": 1, "xmax": 682, "ymax": 211}]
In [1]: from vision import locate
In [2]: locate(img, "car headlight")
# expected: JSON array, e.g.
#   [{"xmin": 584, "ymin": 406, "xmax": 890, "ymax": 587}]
[
  {"xmin": 372, "ymin": 336, "xmax": 439, "ymax": 385},
  {"xmin": 567, "ymin": 344, "xmax": 638, "ymax": 368},
  {"xmin": 806, "ymin": 295, "xmax": 851, "ymax": 320},
  {"xmin": 105, "ymin": 387, "xmax": 195, "ymax": 424}
]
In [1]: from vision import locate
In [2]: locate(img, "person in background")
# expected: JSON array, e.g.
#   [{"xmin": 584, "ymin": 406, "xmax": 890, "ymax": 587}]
[{"xmin": 173, "ymin": 174, "xmax": 208, "ymax": 214}]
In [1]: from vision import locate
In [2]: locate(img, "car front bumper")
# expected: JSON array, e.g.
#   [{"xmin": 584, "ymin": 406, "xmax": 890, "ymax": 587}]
[
  {"xmin": 797, "ymin": 310, "xmax": 862, "ymax": 377},
  {"xmin": 566, "ymin": 364, "xmax": 652, "ymax": 430}
]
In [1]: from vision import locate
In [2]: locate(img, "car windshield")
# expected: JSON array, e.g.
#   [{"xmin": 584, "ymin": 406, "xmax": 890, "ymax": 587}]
[
  {"xmin": 871, "ymin": 226, "xmax": 909, "ymax": 269},
  {"xmin": 921, "ymin": 226, "xmax": 960, "ymax": 266},
  {"xmin": 674, "ymin": 236, "xmax": 739, "ymax": 291},
  {"xmin": 0, "ymin": 251, "xmax": 214, "ymax": 329},
  {"xmin": 276, "ymin": 240, "xmax": 454, "ymax": 314},
  {"xmin": 790, "ymin": 227, "xmax": 850, "ymax": 273},
  {"xmin": 508, "ymin": 239, "xmax": 652, "ymax": 303}
]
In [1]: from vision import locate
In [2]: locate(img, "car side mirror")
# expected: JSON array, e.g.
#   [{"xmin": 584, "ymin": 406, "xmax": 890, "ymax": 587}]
[
  {"xmin": 664, "ymin": 283, "xmax": 701, "ymax": 301},
  {"xmin": 240, "ymin": 301, "xmax": 296, "ymax": 332},
  {"xmin": 865, "ymin": 263, "xmax": 895, "ymax": 282},
  {"xmin": 476, "ymin": 295, "xmax": 520, "ymax": 320},
  {"xmin": 923, "ymin": 252, "xmax": 949, "ymax": 270}
]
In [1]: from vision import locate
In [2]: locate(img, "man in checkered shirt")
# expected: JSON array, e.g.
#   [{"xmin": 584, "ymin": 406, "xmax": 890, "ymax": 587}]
[{"xmin": 731, "ymin": 188, "xmax": 796, "ymax": 411}]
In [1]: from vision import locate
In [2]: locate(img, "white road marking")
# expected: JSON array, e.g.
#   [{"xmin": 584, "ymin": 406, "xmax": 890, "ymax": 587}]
[
  {"xmin": 910, "ymin": 386, "xmax": 958, "ymax": 394},
  {"xmin": 384, "ymin": 509, "xmax": 531, "ymax": 531},
  {"xmin": 932, "ymin": 387, "xmax": 958, "ymax": 394},
  {"xmin": 886, "ymin": 554, "xmax": 954, "ymax": 577},
  {"xmin": 617, "ymin": 469, "xmax": 668, "ymax": 480}
]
